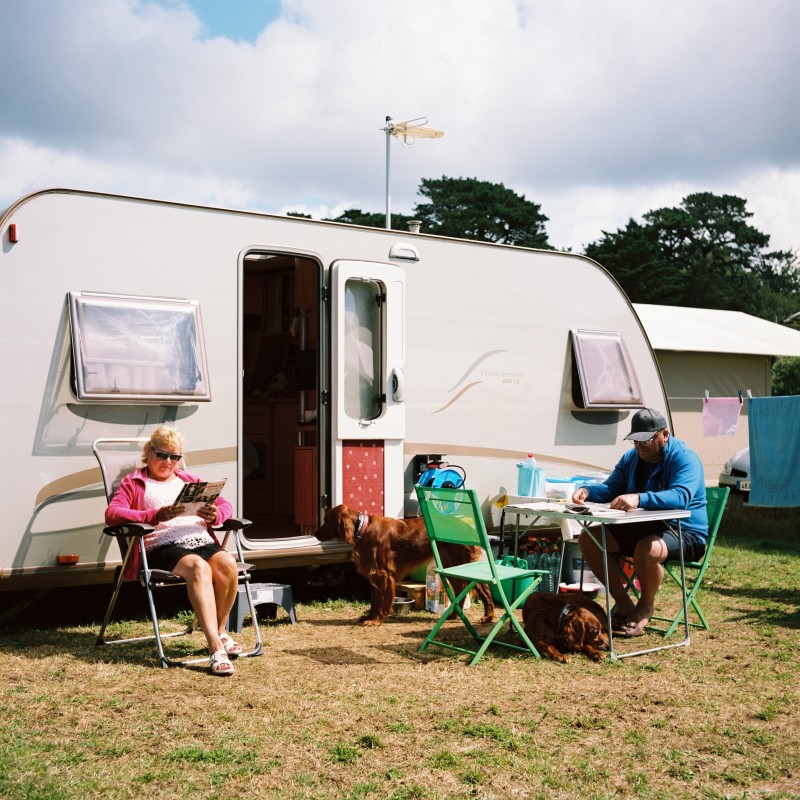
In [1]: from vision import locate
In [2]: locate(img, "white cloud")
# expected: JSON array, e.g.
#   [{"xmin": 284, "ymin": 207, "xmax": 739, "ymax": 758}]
[{"xmin": 1, "ymin": 0, "xmax": 798, "ymax": 254}]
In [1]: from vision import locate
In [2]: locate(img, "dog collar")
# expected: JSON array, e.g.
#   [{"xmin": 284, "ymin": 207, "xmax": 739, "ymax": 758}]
[
  {"xmin": 558, "ymin": 604, "xmax": 571, "ymax": 631},
  {"xmin": 353, "ymin": 512, "xmax": 367, "ymax": 541}
]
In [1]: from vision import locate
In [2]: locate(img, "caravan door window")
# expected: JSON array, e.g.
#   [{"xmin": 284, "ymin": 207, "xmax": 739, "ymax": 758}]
[
  {"xmin": 68, "ymin": 292, "xmax": 211, "ymax": 402},
  {"xmin": 343, "ymin": 279, "xmax": 383, "ymax": 421},
  {"xmin": 571, "ymin": 329, "xmax": 643, "ymax": 409}
]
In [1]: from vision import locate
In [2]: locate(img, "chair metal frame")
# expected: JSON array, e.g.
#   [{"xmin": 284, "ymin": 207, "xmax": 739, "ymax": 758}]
[
  {"xmin": 617, "ymin": 486, "xmax": 730, "ymax": 638},
  {"xmin": 415, "ymin": 485, "xmax": 547, "ymax": 666},
  {"xmin": 93, "ymin": 438, "xmax": 263, "ymax": 668}
]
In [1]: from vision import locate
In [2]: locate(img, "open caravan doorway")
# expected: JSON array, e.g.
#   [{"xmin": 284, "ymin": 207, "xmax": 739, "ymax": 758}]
[{"xmin": 241, "ymin": 252, "xmax": 323, "ymax": 541}]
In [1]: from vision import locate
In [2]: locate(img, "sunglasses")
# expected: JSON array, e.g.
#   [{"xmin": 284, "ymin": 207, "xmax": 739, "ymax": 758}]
[
  {"xmin": 153, "ymin": 450, "xmax": 182, "ymax": 462},
  {"xmin": 633, "ymin": 432, "xmax": 662, "ymax": 446}
]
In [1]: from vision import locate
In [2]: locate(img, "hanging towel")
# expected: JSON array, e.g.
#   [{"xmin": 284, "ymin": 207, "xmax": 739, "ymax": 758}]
[
  {"xmin": 702, "ymin": 397, "xmax": 741, "ymax": 437},
  {"xmin": 748, "ymin": 396, "xmax": 800, "ymax": 507}
]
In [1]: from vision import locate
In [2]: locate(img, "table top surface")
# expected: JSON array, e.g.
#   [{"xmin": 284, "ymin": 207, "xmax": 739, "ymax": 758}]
[{"xmin": 503, "ymin": 502, "xmax": 691, "ymax": 525}]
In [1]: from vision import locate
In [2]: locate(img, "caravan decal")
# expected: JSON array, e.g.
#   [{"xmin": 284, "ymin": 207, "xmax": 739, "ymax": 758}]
[{"xmin": 432, "ymin": 350, "xmax": 509, "ymax": 414}]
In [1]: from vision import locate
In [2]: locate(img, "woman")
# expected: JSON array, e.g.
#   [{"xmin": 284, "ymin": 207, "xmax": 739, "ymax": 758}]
[{"xmin": 105, "ymin": 426, "xmax": 241, "ymax": 676}]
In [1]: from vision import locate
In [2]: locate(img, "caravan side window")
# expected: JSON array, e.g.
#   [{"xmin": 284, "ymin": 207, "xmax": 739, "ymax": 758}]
[
  {"xmin": 68, "ymin": 292, "xmax": 211, "ymax": 402},
  {"xmin": 571, "ymin": 329, "xmax": 643, "ymax": 409},
  {"xmin": 343, "ymin": 279, "xmax": 383, "ymax": 421}
]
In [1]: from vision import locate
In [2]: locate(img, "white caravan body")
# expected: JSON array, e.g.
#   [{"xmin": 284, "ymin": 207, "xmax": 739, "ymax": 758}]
[{"xmin": 0, "ymin": 189, "xmax": 667, "ymax": 590}]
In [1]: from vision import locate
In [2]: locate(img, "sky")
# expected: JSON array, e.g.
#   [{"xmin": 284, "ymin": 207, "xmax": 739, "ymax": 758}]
[{"xmin": 1, "ymin": 0, "xmax": 799, "ymax": 254}]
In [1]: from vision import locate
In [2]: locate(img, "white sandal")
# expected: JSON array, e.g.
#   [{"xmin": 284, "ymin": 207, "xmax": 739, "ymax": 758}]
[
  {"xmin": 209, "ymin": 649, "xmax": 235, "ymax": 676},
  {"xmin": 219, "ymin": 632, "xmax": 243, "ymax": 657}
]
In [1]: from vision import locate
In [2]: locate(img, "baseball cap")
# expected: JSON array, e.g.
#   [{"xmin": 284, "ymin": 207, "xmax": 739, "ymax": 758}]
[{"xmin": 624, "ymin": 408, "xmax": 668, "ymax": 442}]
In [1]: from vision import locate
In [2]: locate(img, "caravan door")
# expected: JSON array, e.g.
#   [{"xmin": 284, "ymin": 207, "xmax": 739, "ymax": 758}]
[{"xmin": 331, "ymin": 261, "xmax": 405, "ymax": 518}]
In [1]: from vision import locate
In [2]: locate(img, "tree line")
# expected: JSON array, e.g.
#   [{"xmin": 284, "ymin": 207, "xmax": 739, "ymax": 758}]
[
  {"xmin": 299, "ymin": 176, "xmax": 800, "ymax": 394},
  {"xmin": 311, "ymin": 176, "xmax": 799, "ymax": 326}
]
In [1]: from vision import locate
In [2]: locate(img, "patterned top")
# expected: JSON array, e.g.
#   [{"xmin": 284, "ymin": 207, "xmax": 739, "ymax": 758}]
[{"xmin": 142, "ymin": 475, "xmax": 215, "ymax": 551}]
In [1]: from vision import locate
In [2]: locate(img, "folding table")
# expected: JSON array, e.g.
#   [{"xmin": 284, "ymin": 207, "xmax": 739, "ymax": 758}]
[{"xmin": 500, "ymin": 503, "xmax": 692, "ymax": 660}]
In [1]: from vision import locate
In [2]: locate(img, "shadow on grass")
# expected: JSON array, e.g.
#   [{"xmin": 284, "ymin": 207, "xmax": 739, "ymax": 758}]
[{"xmin": 710, "ymin": 586, "xmax": 800, "ymax": 629}]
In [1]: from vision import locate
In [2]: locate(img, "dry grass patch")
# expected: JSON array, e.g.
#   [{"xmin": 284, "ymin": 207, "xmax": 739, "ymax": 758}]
[{"xmin": 1, "ymin": 497, "xmax": 798, "ymax": 799}]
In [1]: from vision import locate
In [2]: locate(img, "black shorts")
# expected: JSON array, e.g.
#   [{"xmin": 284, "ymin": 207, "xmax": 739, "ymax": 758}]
[
  {"xmin": 146, "ymin": 542, "xmax": 225, "ymax": 573},
  {"xmin": 608, "ymin": 521, "xmax": 706, "ymax": 562}
]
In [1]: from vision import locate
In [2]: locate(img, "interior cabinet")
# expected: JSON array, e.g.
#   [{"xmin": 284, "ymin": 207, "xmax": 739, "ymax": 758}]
[
  {"xmin": 243, "ymin": 400, "xmax": 297, "ymax": 528},
  {"xmin": 294, "ymin": 445, "xmax": 319, "ymax": 531}
]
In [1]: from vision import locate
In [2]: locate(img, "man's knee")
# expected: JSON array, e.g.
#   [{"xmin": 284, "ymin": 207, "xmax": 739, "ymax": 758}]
[{"xmin": 635, "ymin": 536, "xmax": 668, "ymax": 563}]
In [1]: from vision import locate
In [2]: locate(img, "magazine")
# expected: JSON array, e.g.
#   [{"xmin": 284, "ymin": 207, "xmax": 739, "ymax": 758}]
[
  {"xmin": 508, "ymin": 500, "xmax": 629, "ymax": 518},
  {"xmin": 563, "ymin": 502, "xmax": 629, "ymax": 518},
  {"xmin": 173, "ymin": 479, "xmax": 227, "ymax": 516}
]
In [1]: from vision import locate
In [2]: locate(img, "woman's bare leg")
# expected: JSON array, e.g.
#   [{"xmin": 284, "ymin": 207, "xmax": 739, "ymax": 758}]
[
  {"xmin": 171, "ymin": 554, "xmax": 225, "ymax": 654},
  {"xmin": 208, "ymin": 550, "xmax": 239, "ymax": 633}
]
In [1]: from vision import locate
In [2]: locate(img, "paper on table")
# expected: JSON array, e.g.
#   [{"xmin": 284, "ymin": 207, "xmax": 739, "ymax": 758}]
[
  {"xmin": 564, "ymin": 502, "xmax": 629, "ymax": 518},
  {"xmin": 507, "ymin": 500, "xmax": 628, "ymax": 518}
]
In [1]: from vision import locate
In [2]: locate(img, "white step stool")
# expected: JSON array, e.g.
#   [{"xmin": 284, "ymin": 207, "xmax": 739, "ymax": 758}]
[{"xmin": 228, "ymin": 582, "xmax": 297, "ymax": 632}]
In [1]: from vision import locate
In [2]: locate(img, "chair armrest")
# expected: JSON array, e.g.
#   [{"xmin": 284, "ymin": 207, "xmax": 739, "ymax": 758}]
[
  {"xmin": 103, "ymin": 522, "xmax": 155, "ymax": 538},
  {"xmin": 212, "ymin": 517, "xmax": 252, "ymax": 532}
]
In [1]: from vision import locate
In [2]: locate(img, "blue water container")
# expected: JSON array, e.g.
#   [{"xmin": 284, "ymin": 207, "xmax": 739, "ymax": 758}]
[{"xmin": 517, "ymin": 455, "xmax": 546, "ymax": 497}]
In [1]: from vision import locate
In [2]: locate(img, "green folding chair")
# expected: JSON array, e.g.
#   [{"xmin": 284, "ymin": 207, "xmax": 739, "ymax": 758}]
[
  {"xmin": 616, "ymin": 486, "xmax": 730, "ymax": 638},
  {"xmin": 415, "ymin": 485, "xmax": 547, "ymax": 666}
]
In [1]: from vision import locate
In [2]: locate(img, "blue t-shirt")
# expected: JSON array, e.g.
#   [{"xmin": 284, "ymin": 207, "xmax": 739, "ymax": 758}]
[{"xmin": 583, "ymin": 437, "xmax": 708, "ymax": 539}]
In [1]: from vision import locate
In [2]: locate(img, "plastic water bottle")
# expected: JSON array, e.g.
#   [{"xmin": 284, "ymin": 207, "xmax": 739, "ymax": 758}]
[
  {"xmin": 526, "ymin": 544, "xmax": 541, "ymax": 571},
  {"xmin": 425, "ymin": 561, "xmax": 438, "ymax": 612},
  {"xmin": 539, "ymin": 548, "xmax": 552, "ymax": 592},
  {"xmin": 549, "ymin": 544, "xmax": 561, "ymax": 592}
]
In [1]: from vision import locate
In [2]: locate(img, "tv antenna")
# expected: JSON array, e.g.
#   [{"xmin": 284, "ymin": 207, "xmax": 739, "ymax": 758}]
[{"xmin": 382, "ymin": 116, "xmax": 444, "ymax": 229}]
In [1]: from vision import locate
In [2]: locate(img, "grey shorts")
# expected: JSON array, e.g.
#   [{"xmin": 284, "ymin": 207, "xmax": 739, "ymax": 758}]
[
  {"xmin": 145, "ymin": 542, "xmax": 225, "ymax": 573},
  {"xmin": 607, "ymin": 521, "xmax": 706, "ymax": 562}
]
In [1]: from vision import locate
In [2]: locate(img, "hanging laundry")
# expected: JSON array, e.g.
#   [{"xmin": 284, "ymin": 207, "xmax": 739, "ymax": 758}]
[
  {"xmin": 748, "ymin": 396, "xmax": 800, "ymax": 507},
  {"xmin": 702, "ymin": 396, "xmax": 741, "ymax": 437}
]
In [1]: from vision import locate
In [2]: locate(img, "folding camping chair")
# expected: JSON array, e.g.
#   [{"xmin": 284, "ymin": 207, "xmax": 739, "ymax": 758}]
[
  {"xmin": 616, "ymin": 486, "xmax": 730, "ymax": 638},
  {"xmin": 415, "ymin": 485, "xmax": 547, "ymax": 666},
  {"xmin": 93, "ymin": 438, "xmax": 263, "ymax": 667}
]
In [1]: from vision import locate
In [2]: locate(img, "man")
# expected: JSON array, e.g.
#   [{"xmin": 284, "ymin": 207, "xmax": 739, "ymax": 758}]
[{"xmin": 571, "ymin": 408, "xmax": 707, "ymax": 637}]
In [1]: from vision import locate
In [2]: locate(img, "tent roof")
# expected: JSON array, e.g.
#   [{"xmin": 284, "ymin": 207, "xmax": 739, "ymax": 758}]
[{"xmin": 633, "ymin": 304, "xmax": 800, "ymax": 357}]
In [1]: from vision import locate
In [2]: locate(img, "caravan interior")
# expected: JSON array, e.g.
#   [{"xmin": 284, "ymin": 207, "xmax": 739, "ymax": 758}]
[{"xmin": 242, "ymin": 254, "xmax": 320, "ymax": 540}]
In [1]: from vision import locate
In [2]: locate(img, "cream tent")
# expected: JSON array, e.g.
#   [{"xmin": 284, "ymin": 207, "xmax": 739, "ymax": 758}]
[{"xmin": 633, "ymin": 304, "xmax": 800, "ymax": 484}]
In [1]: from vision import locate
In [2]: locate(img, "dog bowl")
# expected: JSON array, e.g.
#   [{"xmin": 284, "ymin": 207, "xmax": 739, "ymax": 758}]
[
  {"xmin": 559, "ymin": 581, "xmax": 603, "ymax": 599},
  {"xmin": 392, "ymin": 596, "xmax": 414, "ymax": 615}
]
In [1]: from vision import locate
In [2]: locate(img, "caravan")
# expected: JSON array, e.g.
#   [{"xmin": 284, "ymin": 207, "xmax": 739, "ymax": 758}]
[{"xmin": 1, "ymin": 188, "xmax": 667, "ymax": 590}]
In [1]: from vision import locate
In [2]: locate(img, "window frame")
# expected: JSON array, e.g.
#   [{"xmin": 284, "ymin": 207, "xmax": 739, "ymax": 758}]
[
  {"xmin": 67, "ymin": 291, "xmax": 212, "ymax": 404},
  {"xmin": 570, "ymin": 328, "xmax": 644, "ymax": 409}
]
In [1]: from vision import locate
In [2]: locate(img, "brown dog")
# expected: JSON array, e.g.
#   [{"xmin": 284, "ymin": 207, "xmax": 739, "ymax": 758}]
[
  {"xmin": 315, "ymin": 504, "xmax": 495, "ymax": 627},
  {"xmin": 522, "ymin": 592, "xmax": 609, "ymax": 662}
]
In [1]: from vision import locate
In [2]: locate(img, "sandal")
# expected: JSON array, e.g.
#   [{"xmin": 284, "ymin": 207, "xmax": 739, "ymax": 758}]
[
  {"xmin": 209, "ymin": 649, "xmax": 235, "ymax": 676},
  {"xmin": 614, "ymin": 619, "xmax": 647, "ymax": 638},
  {"xmin": 219, "ymin": 632, "xmax": 243, "ymax": 657},
  {"xmin": 610, "ymin": 611, "xmax": 630, "ymax": 629}
]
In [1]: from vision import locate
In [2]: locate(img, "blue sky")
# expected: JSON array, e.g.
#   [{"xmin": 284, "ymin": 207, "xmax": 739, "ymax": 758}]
[
  {"xmin": 1, "ymin": 0, "xmax": 799, "ymax": 254},
  {"xmin": 184, "ymin": 0, "xmax": 282, "ymax": 41}
]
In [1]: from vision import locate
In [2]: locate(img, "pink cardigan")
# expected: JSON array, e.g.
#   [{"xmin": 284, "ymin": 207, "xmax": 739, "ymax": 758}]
[{"xmin": 105, "ymin": 467, "xmax": 234, "ymax": 579}]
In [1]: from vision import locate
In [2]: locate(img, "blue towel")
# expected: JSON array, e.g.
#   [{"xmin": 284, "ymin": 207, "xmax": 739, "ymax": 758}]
[{"xmin": 748, "ymin": 396, "xmax": 800, "ymax": 507}]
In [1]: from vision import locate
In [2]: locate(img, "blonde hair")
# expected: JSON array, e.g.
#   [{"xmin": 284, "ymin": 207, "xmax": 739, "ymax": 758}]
[{"xmin": 141, "ymin": 425, "xmax": 184, "ymax": 464}]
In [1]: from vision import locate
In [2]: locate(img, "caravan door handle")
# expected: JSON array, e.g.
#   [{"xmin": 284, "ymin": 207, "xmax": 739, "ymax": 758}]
[{"xmin": 391, "ymin": 366, "xmax": 405, "ymax": 403}]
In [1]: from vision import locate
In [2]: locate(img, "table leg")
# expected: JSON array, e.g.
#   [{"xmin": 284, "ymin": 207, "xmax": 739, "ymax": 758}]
[{"xmin": 610, "ymin": 519, "xmax": 691, "ymax": 660}]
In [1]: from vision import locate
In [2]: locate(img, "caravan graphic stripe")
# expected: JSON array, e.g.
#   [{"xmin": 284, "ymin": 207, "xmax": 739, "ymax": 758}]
[
  {"xmin": 447, "ymin": 350, "xmax": 508, "ymax": 392},
  {"xmin": 432, "ymin": 381, "xmax": 483, "ymax": 414}
]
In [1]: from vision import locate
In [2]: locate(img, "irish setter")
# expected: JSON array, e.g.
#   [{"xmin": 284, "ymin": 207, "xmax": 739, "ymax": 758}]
[
  {"xmin": 315, "ymin": 504, "xmax": 495, "ymax": 627},
  {"xmin": 522, "ymin": 592, "xmax": 609, "ymax": 662}
]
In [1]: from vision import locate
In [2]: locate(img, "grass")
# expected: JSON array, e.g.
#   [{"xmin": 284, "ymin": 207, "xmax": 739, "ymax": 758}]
[{"xmin": 1, "ymin": 496, "xmax": 798, "ymax": 799}]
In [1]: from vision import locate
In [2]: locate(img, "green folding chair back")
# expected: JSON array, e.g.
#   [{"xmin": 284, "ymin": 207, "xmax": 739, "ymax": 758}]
[
  {"xmin": 645, "ymin": 485, "xmax": 730, "ymax": 638},
  {"xmin": 415, "ymin": 485, "xmax": 547, "ymax": 665}
]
